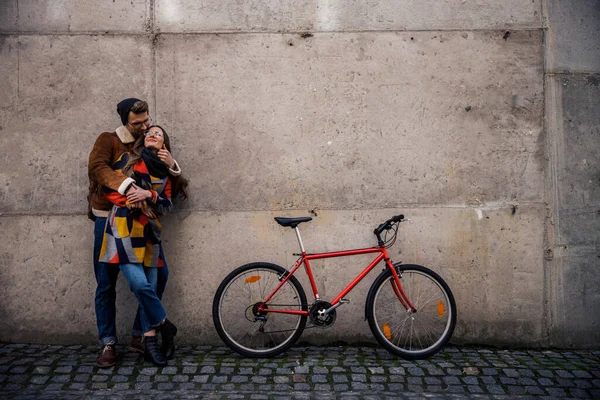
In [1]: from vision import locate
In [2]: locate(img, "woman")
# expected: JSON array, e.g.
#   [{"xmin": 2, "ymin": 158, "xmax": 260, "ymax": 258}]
[{"xmin": 99, "ymin": 125, "xmax": 188, "ymax": 366}]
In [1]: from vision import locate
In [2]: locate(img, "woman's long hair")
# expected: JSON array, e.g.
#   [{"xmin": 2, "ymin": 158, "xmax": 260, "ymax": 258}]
[{"xmin": 123, "ymin": 125, "xmax": 189, "ymax": 200}]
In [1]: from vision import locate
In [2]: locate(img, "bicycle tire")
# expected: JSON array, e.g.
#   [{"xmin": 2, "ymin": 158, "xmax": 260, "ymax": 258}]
[
  {"xmin": 212, "ymin": 262, "xmax": 308, "ymax": 357},
  {"xmin": 366, "ymin": 264, "xmax": 456, "ymax": 359}
]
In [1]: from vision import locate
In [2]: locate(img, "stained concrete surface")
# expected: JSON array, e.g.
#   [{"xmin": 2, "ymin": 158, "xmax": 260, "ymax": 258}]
[
  {"xmin": 545, "ymin": 0, "xmax": 600, "ymax": 73},
  {"xmin": 156, "ymin": 31, "xmax": 544, "ymax": 211},
  {"xmin": 543, "ymin": 0, "xmax": 600, "ymax": 349},
  {"xmin": 545, "ymin": 73, "xmax": 600, "ymax": 348},
  {"xmin": 0, "ymin": 206, "xmax": 545, "ymax": 347}
]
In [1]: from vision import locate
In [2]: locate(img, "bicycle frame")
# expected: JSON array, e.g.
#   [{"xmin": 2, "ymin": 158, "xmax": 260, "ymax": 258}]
[{"xmin": 258, "ymin": 226, "xmax": 417, "ymax": 316}]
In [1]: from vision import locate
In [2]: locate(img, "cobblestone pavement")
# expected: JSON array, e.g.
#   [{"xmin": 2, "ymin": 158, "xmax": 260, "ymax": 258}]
[{"xmin": 0, "ymin": 343, "xmax": 599, "ymax": 399}]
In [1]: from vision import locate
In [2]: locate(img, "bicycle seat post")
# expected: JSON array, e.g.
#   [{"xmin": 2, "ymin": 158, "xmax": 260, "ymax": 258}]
[{"xmin": 294, "ymin": 226, "xmax": 306, "ymax": 254}]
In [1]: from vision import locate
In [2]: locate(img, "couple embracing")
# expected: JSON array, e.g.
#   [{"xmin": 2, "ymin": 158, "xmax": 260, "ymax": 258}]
[{"xmin": 88, "ymin": 98, "xmax": 189, "ymax": 367}]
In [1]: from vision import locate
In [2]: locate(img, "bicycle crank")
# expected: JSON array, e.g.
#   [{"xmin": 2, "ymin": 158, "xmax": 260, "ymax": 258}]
[{"xmin": 309, "ymin": 301, "xmax": 337, "ymax": 328}]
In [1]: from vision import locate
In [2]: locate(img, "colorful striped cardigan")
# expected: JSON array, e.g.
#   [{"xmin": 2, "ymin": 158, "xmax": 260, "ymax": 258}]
[{"xmin": 98, "ymin": 153, "xmax": 172, "ymax": 267}]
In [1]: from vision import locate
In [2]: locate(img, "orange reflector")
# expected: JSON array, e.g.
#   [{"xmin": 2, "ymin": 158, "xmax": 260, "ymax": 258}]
[
  {"xmin": 245, "ymin": 276, "xmax": 261, "ymax": 284},
  {"xmin": 383, "ymin": 323, "xmax": 392, "ymax": 340},
  {"xmin": 437, "ymin": 301, "xmax": 445, "ymax": 317}
]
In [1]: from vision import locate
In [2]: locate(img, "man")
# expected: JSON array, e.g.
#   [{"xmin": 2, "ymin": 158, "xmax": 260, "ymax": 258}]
[{"xmin": 88, "ymin": 98, "xmax": 181, "ymax": 367}]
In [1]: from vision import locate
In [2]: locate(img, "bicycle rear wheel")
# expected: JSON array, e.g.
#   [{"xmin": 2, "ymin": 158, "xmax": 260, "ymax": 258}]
[
  {"xmin": 212, "ymin": 262, "xmax": 308, "ymax": 357},
  {"xmin": 366, "ymin": 264, "xmax": 456, "ymax": 359}
]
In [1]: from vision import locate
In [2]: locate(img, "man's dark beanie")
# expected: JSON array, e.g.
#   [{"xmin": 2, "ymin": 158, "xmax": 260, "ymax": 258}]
[{"xmin": 117, "ymin": 98, "xmax": 142, "ymax": 126}]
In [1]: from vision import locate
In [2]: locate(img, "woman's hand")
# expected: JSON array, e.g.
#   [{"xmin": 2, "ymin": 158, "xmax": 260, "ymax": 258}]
[
  {"xmin": 158, "ymin": 144, "xmax": 175, "ymax": 169},
  {"xmin": 126, "ymin": 184, "xmax": 152, "ymax": 203}
]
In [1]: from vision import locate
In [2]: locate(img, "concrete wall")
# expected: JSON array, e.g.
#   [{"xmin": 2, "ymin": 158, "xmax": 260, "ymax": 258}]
[
  {"xmin": 544, "ymin": 0, "xmax": 600, "ymax": 348},
  {"xmin": 0, "ymin": 1, "xmax": 597, "ymax": 348}
]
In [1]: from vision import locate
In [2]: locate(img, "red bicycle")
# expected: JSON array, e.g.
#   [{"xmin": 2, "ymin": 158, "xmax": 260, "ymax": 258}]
[{"xmin": 212, "ymin": 215, "xmax": 456, "ymax": 359}]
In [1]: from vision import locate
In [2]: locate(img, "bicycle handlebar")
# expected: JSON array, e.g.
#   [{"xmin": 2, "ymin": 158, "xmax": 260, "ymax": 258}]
[{"xmin": 373, "ymin": 214, "xmax": 405, "ymax": 239}]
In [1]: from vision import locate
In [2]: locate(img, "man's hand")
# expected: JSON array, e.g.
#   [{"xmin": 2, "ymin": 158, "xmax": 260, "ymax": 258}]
[
  {"xmin": 126, "ymin": 183, "xmax": 150, "ymax": 203},
  {"xmin": 157, "ymin": 144, "xmax": 175, "ymax": 169}
]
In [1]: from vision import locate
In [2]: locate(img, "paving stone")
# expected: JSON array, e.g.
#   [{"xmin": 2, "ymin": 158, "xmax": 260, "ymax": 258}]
[
  {"xmin": 161, "ymin": 366, "xmax": 178, "ymax": 375},
  {"xmin": 54, "ymin": 366, "xmax": 73, "ymax": 374},
  {"xmin": 407, "ymin": 367, "xmax": 424, "ymax": 376},
  {"xmin": 427, "ymin": 367, "xmax": 444, "ymax": 376},
  {"xmin": 193, "ymin": 375, "xmax": 209, "ymax": 383},
  {"xmin": 51, "ymin": 375, "xmax": 71, "ymax": 383},
  {"xmin": 369, "ymin": 375, "xmax": 387, "ymax": 383},
  {"xmin": 575, "ymin": 379, "xmax": 593, "ymax": 389},
  {"xmin": 538, "ymin": 377, "xmax": 554, "ymax": 386},
  {"xmin": 525, "ymin": 385, "xmax": 545, "ymax": 395},
  {"xmin": 97, "ymin": 367, "xmax": 114, "ymax": 375},
  {"xmin": 424, "ymin": 377, "xmax": 441, "ymax": 385},
  {"xmin": 520, "ymin": 369, "xmax": 536, "ymax": 377},
  {"xmin": 295, "ymin": 366, "xmax": 309, "ymax": 374},
  {"xmin": 467, "ymin": 385, "xmax": 485, "ymax": 394},
  {"xmin": 251, "ymin": 376, "xmax": 267, "ymax": 384},
  {"xmin": 111, "ymin": 375, "xmax": 128, "ymax": 383},
  {"xmin": 574, "ymin": 370, "xmax": 593, "ymax": 378},
  {"xmin": 140, "ymin": 367, "xmax": 158, "ymax": 375},
  {"xmin": 407, "ymin": 384, "xmax": 425, "ymax": 392},
  {"xmin": 427, "ymin": 384, "xmax": 443, "ymax": 392},
  {"xmin": 157, "ymin": 382, "xmax": 174, "ymax": 390},
  {"xmin": 443, "ymin": 376, "xmax": 460, "ymax": 385},
  {"xmin": 546, "ymin": 387, "xmax": 567, "ymax": 397},
  {"xmin": 462, "ymin": 376, "xmax": 479, "ymax": 385},
  {"xmin": 172, "ymin": 375, "xmax": 189, "ymax": 383},
  {"xmin": 368, "ymin": 367, "xmax": 384, "ymax": 374},
  {"xmin": 389, "ymin": 367, "xmax": 405, "ymax": 375},
  {"xmin": 406, "ymin": 377, "xmax": 423, "ymax": 385},
  {"xmin": 294, "ymin": 383, "xmax": 311, "ymax": 390},
  {"xmin": 30, "ymin": 375, "xmax": 49, "ymax": 384},
  {"xmin": 499, "ymin": 376, "xmax": 517, "ymax": 385},
  {"xmin": 480, "ymin": 375, "xmax": 497, "ymax": 384},
  {"xmin": 118, "ymin": 367, "xmax": 134, "ymax": 375},
  {"xmin": 154, "ymin": 375, "xmax": 170, "ymax": 382},
  {"xmin": 569, "ymin": 388, "xmax": 591, "ymax": 398},
  {"xmin": 482, "ymin": 368, "xmax": 498, "ymax": 375},
  {"xmin": 519, "ymin": 377, "xmax": 537, "ymax": 385},
  {"xmin": 180, "ymin": 366, "xmax": 196, "ymax": 374},
  {"xmin": 276, "ymin": 368, "xmax": 293, "ymax": 375},
  {"xmin": 351, "ymin": 382, "xmax": 368, "ymax": 390},
  {"xmin": 8, "ymin": 375, "xmax": 28, "ymax": 383}
]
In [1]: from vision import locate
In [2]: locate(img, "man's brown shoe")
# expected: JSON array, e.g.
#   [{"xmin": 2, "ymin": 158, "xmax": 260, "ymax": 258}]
[
  {"xmin": 130, "ymin": 336, "xmax": 145, "ymax": 354},
  {"xmin": 96, "ymin": 344, "xmax": 116, "ymax": 368}
]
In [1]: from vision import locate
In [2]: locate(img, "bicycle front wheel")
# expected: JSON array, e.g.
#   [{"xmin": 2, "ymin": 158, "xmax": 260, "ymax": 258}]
[
  {"xmin": 212, "ymin": 262, "xmax": 308, "ymax": 357},
  {"xmin": 366, "ymin": 264, "xmax": 456, "ymax": 359}
]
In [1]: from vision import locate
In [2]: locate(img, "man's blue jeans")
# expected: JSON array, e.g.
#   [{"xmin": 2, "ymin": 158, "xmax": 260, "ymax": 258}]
[
  {"xmin": 120, "ymin": 263, "xmax": 167, "ymax": 333},
  {"xmin": 93, "ymin": 217, "xmax": 169, "ymax": 345}
]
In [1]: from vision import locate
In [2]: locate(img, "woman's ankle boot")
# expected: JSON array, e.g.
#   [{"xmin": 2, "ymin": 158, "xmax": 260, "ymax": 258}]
[
  {"xmin": 159, "ymin": 319, "xmax": 178, "ymax": 360},
  {"xmin": 143, "ymin": 335, "xmax": 167, "ymax": 367}
]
